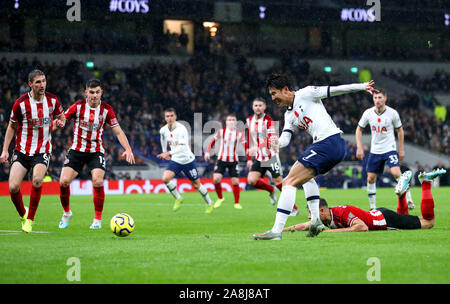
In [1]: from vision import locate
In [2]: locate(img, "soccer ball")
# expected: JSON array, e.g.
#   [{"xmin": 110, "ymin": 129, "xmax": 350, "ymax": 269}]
[{"xmin": 110, "ymin": 213, "xmax": 135, "ymax": 237}]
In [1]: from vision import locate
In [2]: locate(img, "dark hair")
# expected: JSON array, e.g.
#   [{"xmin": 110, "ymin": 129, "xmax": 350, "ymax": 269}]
[
  {"xmin": 253, "ymin": 97, "xmax": 266, "ymax": 104},
  {"xmin": 319, "ymin": 198, "xmax": 328, "ymax": 208},
  {"xmin": 86, "ymin": 78, "xmax": 102, "ymax": 89},
  {"xmin": 28, "ymin": 69, "xmax": 45, "ymax": 83},
  {"xmin": 164, "ymin": 107, "xmax": 177, "ymax": 115},
  {"xmin": 266, "ymin": 73, "xmax": 292, "ymax": 90},
  {"xmin": 374, "ymin": 88, "xmax": 387, "ymax": 96},
  {"xmin": 226, "ymin": 113, "xmax": 237, "ymax": 118}
]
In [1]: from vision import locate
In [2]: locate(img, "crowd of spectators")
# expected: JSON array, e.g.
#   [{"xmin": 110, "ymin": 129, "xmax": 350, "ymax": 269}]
[
  {"xmin": 0, "ymin": 54, "xmax": 449, "ymax": 187},
  {"xmin": 383, "ymin": 68, "xmax": 450, "ymax": 93}
]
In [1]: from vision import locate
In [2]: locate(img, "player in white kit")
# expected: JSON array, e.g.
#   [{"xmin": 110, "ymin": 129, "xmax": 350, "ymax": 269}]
[
  {"xmin": 253, "ymin": 73, "xmax": 378, "ymax": 240},
  {"xmin": 356, "ymin": 89, "xmax": 415, "ymax": 210},
  {"xmin": 157, "ymin": 108, "xmax": 214, "ymax": 213}
]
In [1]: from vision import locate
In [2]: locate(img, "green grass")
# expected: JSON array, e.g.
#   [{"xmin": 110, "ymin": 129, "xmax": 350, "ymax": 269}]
[{"xmin": 0, "ymin": 186, "xmax": 449, "ymax": 284}]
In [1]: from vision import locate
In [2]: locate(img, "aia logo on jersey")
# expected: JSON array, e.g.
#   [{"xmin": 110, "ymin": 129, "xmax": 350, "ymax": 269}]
[
  {"xmin": 294, "ymin": 111, "xmax": 313, "ymax": 130},
  {"xmin": 372, "ymin": 125, "xmax": 387, "ymax": 133}
]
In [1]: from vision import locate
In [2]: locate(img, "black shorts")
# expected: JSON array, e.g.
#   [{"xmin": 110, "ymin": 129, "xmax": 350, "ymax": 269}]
[
  {"xmin": 250, "ymin": 156, "xmax": 282, "ymax": 178},
  {"xmin": 11, "ymin": 150, "xmax": 50, "ymax": 172},
  {"xmin": 64, "ymin": 149, "xmax": 106, "ymax": 174},
  {"xmin": 214, "ymin": 160, "xmax": 239, "ymax": 177},
  {"xmin": 377, "ymin": 207, "xmax": 421, "ymax": 230}
]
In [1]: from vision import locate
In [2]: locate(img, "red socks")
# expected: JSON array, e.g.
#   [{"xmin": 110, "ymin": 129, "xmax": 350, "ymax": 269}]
[
  {"xmin": 397, "ymin": 193, "xmax": 409, "ymax": 215},
  {"xmin": 93, "ymin": 186, "xmax": 105, "ymax": 220},
  {"xmin": 60, "ymin": 185, "xmax": 71, "ymax": 212},
  {"xmin": 27, "ymin": 185, "xmax": 42, "ymax": 221},
  {"xmin": 232, "ymin": 184, "xmax": 240, "ymax": 204},
  {"xmin": 421, "ymin": 181, "xmax": 435, "ymax": 220},
  {"xmin": 254, "ymin": 179, "xmax": 274, "ymax": 193},
  {"xmin": 214, "ymin": 183, "xmax": 223, "ymax": 199},
  {"xmin": 10, "ymin": 190, "xmax": 26, "ymax": 218}
]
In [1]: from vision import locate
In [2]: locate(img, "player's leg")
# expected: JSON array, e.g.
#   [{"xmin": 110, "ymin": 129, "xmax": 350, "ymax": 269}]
[
  {"xmin": 23, "ymin": 162, "xmax": 47, "ymax": 233},
  {"xmin": 270, "ymin": 162, "xmax": 298, "ymax": 215},
  {"xmin": 248, "ymin": 161, "xmax": 276, "ymax": 204},
  {"xmin": 417, "ymin": 168, "xmax": 446, "ymax": 229},
  {"xmin": 182, "ymin": 161, "xmax": 212, "ymax": 213},
  {"xmin": 58, "ymin": 150, "xmax": 83, "ymax": 228},
  {"xmin": 366, "ymin": 172, "xmax": 377, "ymax": 210},
  {"xmin": 391, "ymin": 166, "xmax": 409, "ymax": 214},
  {"xmin": 191, "ymin": 178, "xmax": 214, "ymax": 213},
  {"xmin": 391, "ymin": 165, "xmax": 415, "ymax": 209},
  {"xmin": 163, "ymin": 161, "xmax": 183, "ymax": 210},
  {"xmin": 213, "ymin": 161, "xmax": 225, "ymax": 208},
  {"xmin": 213, "ymin": 173, "xmax": 225, "ymax": 208},
  {"xmin": 254, "ymin": 161, "xmax": 314, "ymax": 240},
  {"xmin": 90, "ymin": 168, "xmax": 105, "ymax": 229},
  {"xmin": 8, "ymin": 160, "xmax": 29, "ymax": 221},
  {"xmin": 254, "ymin": 134, "xmax": 346, "ymax": 240},
  {"xmin": 231, "ymin": 177, "xmax": 242, "ymax": 209}
]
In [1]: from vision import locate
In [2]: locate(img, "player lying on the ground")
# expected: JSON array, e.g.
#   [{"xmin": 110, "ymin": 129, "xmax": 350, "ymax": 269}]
[{"xmin": 283, "ymin": 169, "xmax": 446, "ymax": 233}]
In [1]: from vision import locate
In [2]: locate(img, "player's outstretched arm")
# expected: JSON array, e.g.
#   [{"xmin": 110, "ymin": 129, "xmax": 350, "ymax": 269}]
[
  {"xmin": 283, "ymin": 221, "xmax": 311, "ymax": 232},
  {"xmin": 0, "ymin": 121, "xmax": 17, "ymax": 163},
  {"xmin": 310, "ymin": 80, "xmax": 379, "ymax": 100},
  {"xmin": 112, "ymin": 125, "xmax": 135, "ymax": 164}
]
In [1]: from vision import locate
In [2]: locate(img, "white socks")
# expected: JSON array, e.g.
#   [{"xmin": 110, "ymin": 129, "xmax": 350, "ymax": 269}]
[
  {"xmin": 198, "ymin": 184, "xmax": 212, "ymax": 206},
  {"xmin": 303, "ymin": 178, "xmax": 321, "ymax": 222},
  {"xmin": 367, "ymin": 182, "xmax": 376, "ymax": 209},
  {"xmin": 165, "ymin": 180, "xmax": 182, "ymax": 200},
  {"xmin": 272, "ymin": 185, "xmax": 297, "ymax": 233}
]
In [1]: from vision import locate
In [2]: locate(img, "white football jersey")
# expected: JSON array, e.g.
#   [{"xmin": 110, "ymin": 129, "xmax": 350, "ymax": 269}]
[
  {"xmin": 282, "ymin": 86, "xmax": 342, "ymax": 143},
  {"xmin": 358, "ymin": 106, "xmax": 402, "ymax": 154},
  {"xmin": 160, "ymin": 122, "xmax": 195, "ymax": 164}
]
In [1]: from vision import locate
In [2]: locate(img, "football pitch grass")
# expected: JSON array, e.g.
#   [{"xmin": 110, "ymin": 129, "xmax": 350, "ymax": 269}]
[{"xmin": 0, "ymin": 186, "xmax": 449, "ymax": 284}]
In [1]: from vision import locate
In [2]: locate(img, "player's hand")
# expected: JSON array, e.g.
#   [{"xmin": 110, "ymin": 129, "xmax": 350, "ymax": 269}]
[
  {"xmin": 0, "ymin": 151, "xmax": 9, "ymax": 164},
  {"xmin": 398, "ymin": 150, "xmax": 405, "ymax": 161},
  {"xmin": 122, "ymin": 149, "xmax": 135, "ymax": 164},
  {"xmin": 55, "ymin": 118, "xmax": 66, "ymax": 129},
  {"xmin": 269, "ymin": 135, "xmax": 279, "ymax": 149},
  {"xmin": 356, "ymin": 147, "xmax": 364, "ymax": 160},
  {"xmin": 157, "ymin": 151, "xmax": 171, "ymax": 161},
  {"xmin": 365, "ymin": 80, "xmax": 379, "ymax": 95},
  {"xmin": 246, "ymin": 159, "xmax": 253, "ymax": 170},
  {"xmin": 204, "ymin": 152, "xmax": 210, "ymax": 162}
]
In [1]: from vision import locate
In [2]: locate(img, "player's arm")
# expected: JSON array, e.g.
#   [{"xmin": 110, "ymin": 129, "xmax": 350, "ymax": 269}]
[
  {"xmin": 52, "ymin": 99, "xmax": 66, "ymax": 130},
  {"xmin": 355, "ymin": 126, "xmax": 365, "ymax": 160},
  {"xmin": 244, "ymin": 126, "xmax": 253, "ymax": 169},
  {"xmin": 112, "ymin": 125, "xmax": 135, "ymax": 164},
  {"xmin": 204, "ymin": 130, "xmax": 218, "ymax": 161},
  {"xmin": 158, "ymin": 131, "xmax": 170, "ymax": 160},
  {"xmin": 324, "ymin": 218, "xmax": 369, "ymax": 232},
  {"xmin": 308, "ymin": 81, "xmax": 379, "ymax": 100},
  {"xmin": 0, "ymin": 121, "xmax": 17, "ymax": 163},
  {"xmin": 396, "ymin": 127, "xmax": 405, "ymax": 161},
  {"xmin": 283, "ymin": 221, "xmax": 311, "ymax": 232}
]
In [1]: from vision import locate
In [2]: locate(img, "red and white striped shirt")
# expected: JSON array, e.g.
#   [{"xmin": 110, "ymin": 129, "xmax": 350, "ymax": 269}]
[
  {"xmin": 245, "ymin": 114, "xmax": 277, "ymax": 162},
  {"xmin": 10, "ymin": 92, "xmax": 64, "ymax": 156},
  {"xmin": 65, "ymin": 99, "xmax": 119, "ymax": 154},
  {"xmin": 206, "ymin": 127, "xmax": 245, "ymax": 162},
  {"xmin": 329, "ymin": 205, "xmax": 387, "ymax": 230}
]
